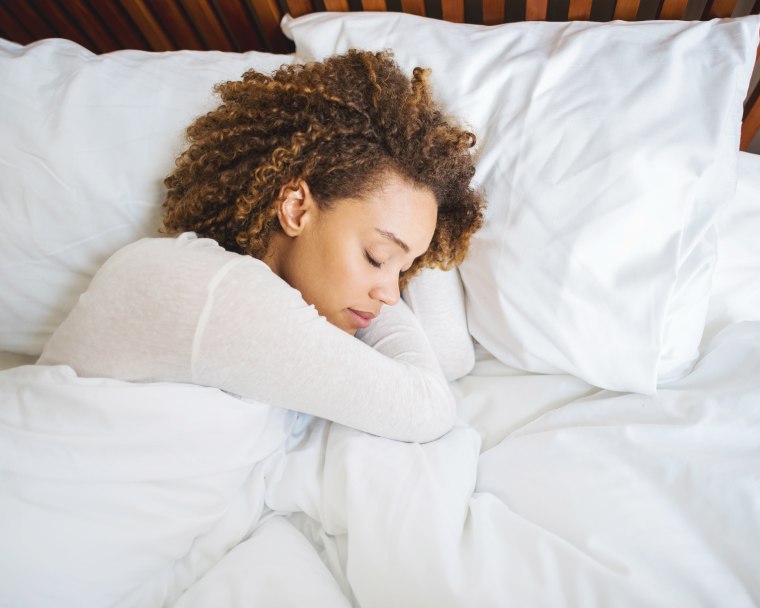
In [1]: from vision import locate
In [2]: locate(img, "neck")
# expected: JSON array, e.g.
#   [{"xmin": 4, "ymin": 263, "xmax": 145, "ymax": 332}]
[{"xmin": 262, "ymin": 233, "xmax": 285, "ymax": 278}]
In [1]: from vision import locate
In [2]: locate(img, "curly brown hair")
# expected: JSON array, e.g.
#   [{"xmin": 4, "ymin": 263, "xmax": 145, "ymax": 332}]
[{"xmin": 162, "ymin": 49, "xmax": 484, "ymax": 287}]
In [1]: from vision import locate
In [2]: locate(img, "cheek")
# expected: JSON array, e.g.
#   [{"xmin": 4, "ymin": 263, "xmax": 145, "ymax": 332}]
[
  {"xmin": 334, "ymin": 246, "xmax": 368, "ymax": 292},
  {"xmin": 328, "ymin": 242, "xmax": 376, "ymax": 304}
]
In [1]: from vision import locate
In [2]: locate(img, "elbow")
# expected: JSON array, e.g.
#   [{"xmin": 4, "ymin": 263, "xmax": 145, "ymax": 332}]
[
  {"xmin": 412, "ymin": 389, "xmax": 457, "ymax": 444},
  {"xmin": 420, "ymin": 411, "xmax": 456, "ymax": 443}
]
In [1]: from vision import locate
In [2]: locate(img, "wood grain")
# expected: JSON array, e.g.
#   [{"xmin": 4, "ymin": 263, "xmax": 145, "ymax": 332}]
[
  {"xmin": 180, "ymin": 0, "xmax": 234, "ymax": 50},
  {"xmin": 117, "ymin": 0, "xmax": 173, "ymax": 50},
  {"xmin": 0, "ymin": 3, "xmax": 33, "ymax": 44},
  {"xmin": 401, "ymin": 0, "xmax": 427, "ymax": 15},
  {"xmin": 87, "ymin": 1, "xmax": 149, "ymax": 49},
  {"xmin": 613, "ymin": 0, "xmax": 640, "ymax": 19},
  {"xmin": 215, "ymin": 0, "xmax": 266, "ymax": 52},
  {"xmin": 526, "ymin": 0, "xmax": 548, "ymax": 19},
  {"xmin": 483, "ymin": 0, "xmax": 505, "ymax": 23},
  {"xmin": 441, "ymin": 0, "xmax": 466, "ymax": 21},
  {"xmin": 659, "ymin": 0, "xmax": 689, "ymax": 18},
  {"xmin": 704, "ymin": 0, "xmax": 736, "ymax": 16},
  {"xmin": 569, "ymin": 0, "xmax": 593, "ymax": 19}
]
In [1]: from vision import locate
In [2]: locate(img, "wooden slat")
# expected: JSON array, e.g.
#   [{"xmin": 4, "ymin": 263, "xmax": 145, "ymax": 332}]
[
  {"xmin": 37, "ymin": 0, "xmax": 94, "ymax": 50},
  {"xmin": 270, "ymin": 0, "xmax": 289, "ymax": 15},
  {"xmin": 246, "ymin": 0, "xmax": 291, "ymax": 53},
  {"xmin": 704, "ymin": 0, "xmax": 736, "ymax": 15},
  {"xmin": 323, "ymin": 0, "xmax": 351, "ymax": 9},
  {"xmin": 483, "ymin": 0, "xmax": 506, "ymax": 23},
  {"xmin": 681, "ymin": 0, "xmax": 708, "ymax": 20},
  {"xmin": 0, "ymin": 3, "xmax": 33, "ymax": 44},
  {"xmin": 179, "ymin": 0, "xmax": 234, "ymax": 50},
  {"xmin": 148, "ymin": 1, "xmax": 204, "ymax": 49},
  {"xmin": 441, "ymin": 0, "xmax": 465, "ymax": 21},
  {"xmin": 88, "ymin": 1, "xmax": 149, "ymax": 49},
  {"xmin": 214, "ymin": 0, "xmax": 266, "ymax": 51},
  {"xmin": 569, "ymin": 0, "xmax": 594, "ymax": 18},
  {"xmin": 526, "ymin": 0, "xmax": 548, "ymax": 18},
  {"xmin": 401, "ymin": 0, "xmax": 427, "ymax": 14},
  {"xmin": 635, "ymin": 0, "xmax": 660, "ymax": 18},
  {"xmin": 117, "ymin": 0, "xmax": 174, "ymax": 50},
  {"xmin": 614, "ymin": 0, "xmax": 640, "ymax": 18},
  {"xmin": 362, "ymin": 0, "xmax": 389, "ymax": 9},
  {"xmin": 659, "ymin": 0, "xmax": 689, "ymax": 17},
  {"xmin": 700, "ymin": 0, "xmax": 714, "ymax": 15},
  {"xmin": 285, "ymin": 0, "xmax": 315, "ymax": 17},
  {"xmin": 10, "ymin": 2, "xmax": 56, "ymax": 40},
  {"xmin": 64, "ymin": 0, "xmax": 122, "ymax": 52},
  {"xmin": 741, "ymin": 81, "xmax": 760, "ymax": 150},
  {"xmin": 590, "ymin": 0, "xmax": 617, "ymax": 19}
]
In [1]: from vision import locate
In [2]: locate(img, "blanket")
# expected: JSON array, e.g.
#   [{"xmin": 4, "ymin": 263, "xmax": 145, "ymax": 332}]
[{"xmin": 1, "ymin": 321, "xmax": 759, "ymax": 607}]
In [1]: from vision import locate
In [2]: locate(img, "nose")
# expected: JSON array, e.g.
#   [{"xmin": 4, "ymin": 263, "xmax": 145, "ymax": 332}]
[{"xmin": 370, "ymin": 275, "xmax": 401, "ymax": 307}]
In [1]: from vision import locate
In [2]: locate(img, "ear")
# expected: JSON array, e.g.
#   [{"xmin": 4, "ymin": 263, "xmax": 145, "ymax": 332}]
[{"xmin": 276, "ymin": 180, "xmax": 316, "ymax": 237}]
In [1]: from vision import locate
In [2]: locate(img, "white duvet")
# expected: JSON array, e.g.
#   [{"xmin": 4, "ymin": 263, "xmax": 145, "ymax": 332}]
[{"xmin": 2, "ymin": 320, "xmax": 759, "ymax": 607}]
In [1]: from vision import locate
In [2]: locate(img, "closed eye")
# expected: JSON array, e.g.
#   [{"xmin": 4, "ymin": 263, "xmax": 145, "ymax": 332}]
[{"xmin": 365, "ymin": 251, "xmax": 382, "ymax": 268}]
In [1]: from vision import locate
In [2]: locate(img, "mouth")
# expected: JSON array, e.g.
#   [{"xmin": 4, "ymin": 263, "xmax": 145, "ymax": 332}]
[{"xmin": 347, "ymin": 308, "xmax": 377, "ymax": 329}]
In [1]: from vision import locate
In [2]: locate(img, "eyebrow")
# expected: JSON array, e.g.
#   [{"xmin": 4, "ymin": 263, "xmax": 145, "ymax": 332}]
[{"xmin": 375, "ymin": 229, "xmax": 410, "ymax": 253}]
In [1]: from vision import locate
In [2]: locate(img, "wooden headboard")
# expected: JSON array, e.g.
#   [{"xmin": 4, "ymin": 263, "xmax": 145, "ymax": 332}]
[{"xmin": 1, "ymin": 0, "xmax": 759, "ymax": 148}]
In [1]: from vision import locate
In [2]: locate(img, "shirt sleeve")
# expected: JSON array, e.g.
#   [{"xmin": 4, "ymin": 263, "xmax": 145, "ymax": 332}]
[
  {"xmin": 38, "ymin": 235, "xmax": 456, "ymax": 442},
  {"xmin": 188, "ymin": 244, "xmax": 457, "ymax": 443},
  {"xmin": 401, "ymin": 266, "xmax": 476, "ymax": 381}
]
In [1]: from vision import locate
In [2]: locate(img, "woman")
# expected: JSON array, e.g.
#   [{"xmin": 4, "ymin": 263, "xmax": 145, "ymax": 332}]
[{"xmin": 39, "ymin": 50, "xmax": 484, "ymax": 442}]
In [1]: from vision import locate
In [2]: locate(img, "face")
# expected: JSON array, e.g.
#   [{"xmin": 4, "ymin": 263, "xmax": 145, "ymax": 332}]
[{"xmin": 264, "ymin": 173, "xmax": 438, "ymax": 334}]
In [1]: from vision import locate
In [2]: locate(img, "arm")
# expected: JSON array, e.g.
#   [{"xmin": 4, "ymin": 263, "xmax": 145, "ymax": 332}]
[
  {"xmin": 401, "ymin": 266, "xmax": 476, "ymax": 382},
  {"xmin": 39, "ymin": 235, "xmax": 456, "ymax": 443},
  {"xmin": 194, "ymin": 257, "xmax": 456, "ymax": 443}
]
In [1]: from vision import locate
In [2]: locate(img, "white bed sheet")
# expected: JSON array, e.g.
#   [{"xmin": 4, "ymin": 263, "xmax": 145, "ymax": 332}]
[
  {"xmin": 2, "ymin": 157, "xmax": 758, "ymax": 606},
  {"xmin": 2, "ymin": 318, "xmax": 759, "ymax": 607}
]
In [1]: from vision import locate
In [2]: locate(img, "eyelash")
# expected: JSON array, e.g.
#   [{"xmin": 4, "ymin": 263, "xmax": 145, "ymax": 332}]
[
  {"xmin": 365, "ymin": 251, "xmax": 382, "ymax": 268},
  {"xmin": 365, "ymin": 251, "xmax": 411, "ymax": 278}
]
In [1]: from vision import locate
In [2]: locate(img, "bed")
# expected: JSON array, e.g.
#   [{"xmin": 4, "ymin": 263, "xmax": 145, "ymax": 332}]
[{"xmin": 1, "ymin": 1, "xmax": 760, "ymax": 606}]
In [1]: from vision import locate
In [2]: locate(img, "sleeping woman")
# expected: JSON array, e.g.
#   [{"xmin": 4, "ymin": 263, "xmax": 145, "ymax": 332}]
[{"xmin": 38, "ymin": 49, "xmax": 484, "ymax": 442}]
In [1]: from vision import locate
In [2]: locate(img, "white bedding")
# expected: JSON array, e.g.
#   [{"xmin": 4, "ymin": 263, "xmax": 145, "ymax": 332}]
[
  {"xmin": 2, "ymin": 320, "xmax": 759, "ymax": 607},
  {"xmin": 169, "ymin": 316, "xmax": 757, "ymax": 606},
  {"xmin": 1, "ymin": 154, "xmax": 759, "ymax": 607},
  {"xmin": 2, "ymin": 22, "xmax": 760, "ymax": 606}
]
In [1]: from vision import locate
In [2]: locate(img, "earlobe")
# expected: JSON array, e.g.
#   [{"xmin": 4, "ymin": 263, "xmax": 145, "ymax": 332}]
[{"xmin": 276, "ymin": 180, "xmax": 312, "ymax": 237}]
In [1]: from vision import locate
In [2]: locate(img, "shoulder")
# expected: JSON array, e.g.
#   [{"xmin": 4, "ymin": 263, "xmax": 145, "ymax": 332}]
[
  {"xmin": 114, "ymin": 232, "xmax": 266, "ymax": 269},
  {"xmin": 98, "ymin": 232, "xmax": 270, "ymax": 286},
  {"xmin": 111, "ymin": 232, "xmax": 313, "ymax": 315}
]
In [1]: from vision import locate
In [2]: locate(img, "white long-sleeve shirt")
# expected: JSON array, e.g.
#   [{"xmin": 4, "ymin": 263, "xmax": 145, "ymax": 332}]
[{"xmin": 38, "ymin": 233, "xmax": 456, "ymax": 442}]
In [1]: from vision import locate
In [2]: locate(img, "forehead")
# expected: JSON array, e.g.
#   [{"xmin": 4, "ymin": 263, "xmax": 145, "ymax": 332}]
[{"xmin": 329, "ymin": 176, "xmax": 438, "ymax": 252}]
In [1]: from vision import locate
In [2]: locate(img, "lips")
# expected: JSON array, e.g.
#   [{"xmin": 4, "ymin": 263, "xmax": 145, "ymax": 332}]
[{"xmin": 347, "ymin": 308, "xmax": 377, "ymax": 329}]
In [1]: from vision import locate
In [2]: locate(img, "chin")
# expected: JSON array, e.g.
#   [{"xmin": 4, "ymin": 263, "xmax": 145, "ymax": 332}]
[{"xmin": 327, "ymin": 315, "xmax": 357, "ymax": 336}]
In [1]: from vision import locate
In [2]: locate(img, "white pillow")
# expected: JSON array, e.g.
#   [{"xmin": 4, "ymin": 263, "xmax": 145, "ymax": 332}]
[
  {"xmin": 283, "ymin": 13, "xmax": 760, "ymax": 394},
  {"xmin": 702, "ymin": 151, "xmax": 760, "ymax": 347},
  {"xmin": 0, "ymin": 38, "xmax": 294, "ymax": 356}
]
